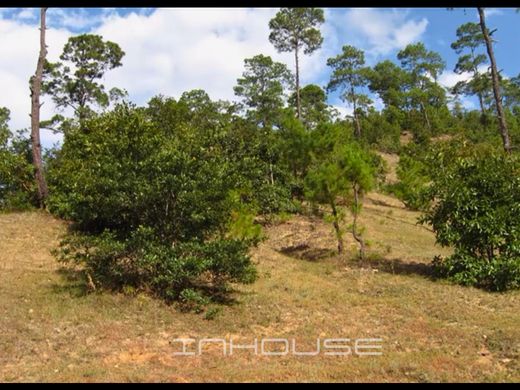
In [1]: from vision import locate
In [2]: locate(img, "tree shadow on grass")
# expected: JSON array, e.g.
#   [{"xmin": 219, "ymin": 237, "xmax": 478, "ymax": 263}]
[
  {"xmin": 49, "ymin": 267, "xmax": 91, "ymax": 298},
  {"xmin": 49, "ymin": 266, "xmax": 243, "ymax": 310},
  {"xmin": 366, "ymin": 196, "xmax": 405, "ymax": 210},
  {"xmin": 355, "ymin": 256, "xmax": 435, "ymax": 279},
  {"xmin": 278, "ymin": 243, "xmax": 337, "ymax": 262},
  {"xmin": 280, "ymin": 242, "xmax": 436, "ymax": 279}
]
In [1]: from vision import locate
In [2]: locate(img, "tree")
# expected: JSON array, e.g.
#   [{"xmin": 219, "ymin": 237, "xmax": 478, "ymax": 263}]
[
  {"xmin": 477, "ymin": 7, "xmax": 512, "ymax": 153},
  {"xmin": 268, "ymin": 8, "xmax": 325, "ymax": 119},
  {"xmin": 233, "ymin": 54, "xmax": 293, "ymax": 128},
  {"xmin": 288, "ymin": 84, "xmax": 331, "ymax": 129},
  {"xmin": 305, "ymin": 141, "xmax": 375, "ymax": 258},
  {"xmin": 326, "ymin": 45, "xmax": 371, "ymax": 139},
  {"xmin": 43, "ymin": 34, "xmax": 125, "ymax": 127},
  {"xmin": 234, "ymin": 56, "xmax": 293, "ymax": 187},
  {"xmin": 397, "ymin": 43, "xmax": 446, "ymax": 131},
  {"xmin": 1, "ymin": 108, "xmax": 36, "ymax": 210},
  {"xmin": 450, "ymin": 22, "xmax": 490, "ymax": 117},
  {"xmin": 366, "ymin": 60, "xmax": 408, "ymax": 109},
  {"xmin": 421, "ymin": 143, "xmax": 520, "ymax": 291},
  {"xmin": 277, "ymin": 108, "xmax": 313, "ymax": 184},
  {"xmin": 29, "ymin": 7, "xmax": 49, "ymax": 208},
  {"xmin": 503, "ymin": 73, "xmax": 520, "ymax": 110},
  {"xmin": 0, "ymin": 107, "xmax": 8, "ymax": 135},
  {"xmin": 48, "ymin": 100, "xmax": 259, "ymax": 305}
]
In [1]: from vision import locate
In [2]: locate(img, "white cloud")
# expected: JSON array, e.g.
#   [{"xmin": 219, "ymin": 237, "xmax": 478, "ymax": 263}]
[
  {"xmin": 440, "ymin": 64, "xmax": 491, "ymax": 111},
  {"xmin": 439, "ymin": 64, "xmax": 491, "ymax": 89},
  {"xmin": 331, "ymin": 8, "xmax": 428, "ymax": 58},
  {"xmin": 438, "ymin": 70, "xmax": 472, "ymax": 89},
  {"xmin": 94, "ymin": 8, "xmax": 331, "ymax": 105},
  {"xmin": 3, "ymin": 8, "xmax": 322, "ymax": 147},
  {"xmin": 331, "ymin": 104, "xmax": 354, "ymax": 120},
  {"xmin": 0, "ymin": 7, "xmax": 431, "ymax": 149},
  {"xmin": 0, "ymin": 17, "xmax": 71, "ymax": 144}
]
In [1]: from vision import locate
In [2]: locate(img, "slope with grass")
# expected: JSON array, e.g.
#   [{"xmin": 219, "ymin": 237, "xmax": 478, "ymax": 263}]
[{"xmin": 0, "ymin": 193, "xmax": 519, "ymax": 382}]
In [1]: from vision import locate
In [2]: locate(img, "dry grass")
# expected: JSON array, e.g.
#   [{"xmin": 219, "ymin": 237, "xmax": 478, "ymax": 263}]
[
  {"xmin": 1, "ymin": 203, "xmax": 519, "ymax": 383},
  {"xmin": 378, "ymin": 153, "xmax": 400, "ymax": 185}
]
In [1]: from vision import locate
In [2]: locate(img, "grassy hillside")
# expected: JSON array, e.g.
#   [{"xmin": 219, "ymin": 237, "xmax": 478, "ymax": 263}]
[{"xmin": 1, "ymin": 194, "xmax": 519, "ymax": 382}]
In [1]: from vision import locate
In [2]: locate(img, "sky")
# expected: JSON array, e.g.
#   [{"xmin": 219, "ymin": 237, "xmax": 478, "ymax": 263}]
[{"xmin": 0, "ymin": 7, "xmax": 519, "ymax": 148}]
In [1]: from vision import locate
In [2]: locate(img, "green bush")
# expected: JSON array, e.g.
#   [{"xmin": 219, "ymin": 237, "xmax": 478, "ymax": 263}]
[
  {"xmin": 422, "ymin": 145, "xmax": 520, "ymax": 291},
  {"xmin": 389, "ymin": 152, "xmax": 430, "ymax": 210},
  {"xmin": 432, "ymin": 252, "xmax": 520, "ymax": 291},
  {"xmin": 48, "ymin": 101, "xmax": 258, "ymax": 304},
  {"xmin": 0, "ymin": 108, "xmax": 37, "ymax": 211},
  {"xmin": 304, "ymin": 139, "xmax": 377, "ymax": 257},
  {"xmin": 361, "ymin": 108, "xmax": 402, "ymax": 153},
  {"xmin": 217, "ymin": 111, "xmax": 299, "ymax": 215}
]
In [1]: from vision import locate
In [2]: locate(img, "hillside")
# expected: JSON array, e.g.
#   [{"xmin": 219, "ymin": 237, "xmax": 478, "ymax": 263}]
[{"xmin": 1, "ymin": 192, "xmax": 519, "ymax": 383}]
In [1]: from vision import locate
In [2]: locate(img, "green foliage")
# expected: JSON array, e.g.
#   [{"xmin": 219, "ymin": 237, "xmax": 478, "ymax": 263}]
[
  {"xmin": 432, "ymin": 253, "xmax": 520, "ymax": 291},
  {"xmin": 396, "ymin": 43, "xmax": 448, "ymax": 136},
  {"xmin": 397, "ymin": 42, "xmax": 446, "ymax": 82},
  {"xmin": 277, "ymin": 110, "xmax": 313, "ymax": 196},
  {"xmin": 304, "ymin": 139, "xmax": 376, "ymax": 255},
  {"xmin": 366, "ymin": 60, "xmax": 408, "ymax": 109},
  {"xmin": 421, "ymin": 144, "xmax": 520, "ymax": 291},
  {"xmin": 218, "ymin": 109, "xmax": 298, "ymax": 215},
  {"xmin": 390, "ymin": 151, "xmax": 430, "ymax": 210},
  {"xmin": 268, "ymin": 8, "xmax": 325, "ymax": 55},
  {"xmin": 0, "ymin": 108, "xmax": 37, "ymax": 210},
  {"xmin": 48, "ymin": 100, "xmax": 259, "ymax": 305},
  {"xmin": 288, "ymin": 85, "xmax": 332, "ymax": 129},
  {"xmin": 326, "ymin": 45, "xmax": 372, "ymax": 138},
  {"xmin": 503, "ymin": 73, "xmax": 520, "ymax": 110},
  {"xmin": 450, "ymin": 22, "xmax": 490, "ymax": 114},
  {"xmin": 43, "ymin": 34, "xmax": 125, "ymax": 123},
  {"xmin": 360, "ymin": 108, "xmax": 402, "ymax": 153},
  {"xmin": 226, "ymin": 190, "xmax": 264, "ymax": 243},
  {"xmin": 55, "ymin": 228, "xmax": 256, "ymax": 304},
  {"xmin": 234, "ymin": 54, "xmax": 293, "ymax": 128}
]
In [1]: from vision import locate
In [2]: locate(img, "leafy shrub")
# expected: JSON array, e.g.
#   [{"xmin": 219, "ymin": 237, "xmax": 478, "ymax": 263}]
[
  {"xmin": 49, "ymin": 101, "xmax": 258, "ymax": 304},
  {"xmin": 432, "ymin": 252, "xmax": 520, "ymax": 291},
  {"xmin": 422, "ymin": 145, "xmax": 520, "ymax": 291},
  {"xmin": 361, "ymin": 108, "xmax": 401, "ymax": 153},
  {"xmin": 389, "ymin": 152, "xmax": 430, "ymax": 210},
  {"xmin": 218, "ymin": 112, "xmax": 299, "ymax": 215},
  {"xmin": 304, "ymin": 140, "xmax": 377, "ymax": 257},
  {"xmin": 0, "ymin": 108, "xmax": 37, "ymax": 211}
]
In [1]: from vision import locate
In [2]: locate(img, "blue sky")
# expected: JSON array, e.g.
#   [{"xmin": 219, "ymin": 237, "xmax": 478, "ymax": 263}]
[{"xmin": 0, "ymin": 7, "xmax": 519, "ymax": 148}]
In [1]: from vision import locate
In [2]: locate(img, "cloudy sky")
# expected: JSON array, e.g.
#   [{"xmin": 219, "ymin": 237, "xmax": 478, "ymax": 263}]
[{"xmin": 1, "ymin": 7, "xmax": 519, "ymax": 148}]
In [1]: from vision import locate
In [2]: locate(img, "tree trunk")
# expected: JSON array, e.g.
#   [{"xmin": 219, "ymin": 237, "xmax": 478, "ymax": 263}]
[
  {"xmin": 330, "ymin": 198, "xmax": 344, "ymax": 255},
  {"xmin": 470, "ymin": 48, "xmax": 487, "ymax": 118},
  {"xmin": 30, "ymin": 7, "xmax": 49, "ymax": 208},
  {"xmin": 294, "ymin": 45, "xmax": 301, "ymax": 119},
  {"xmin": 351, "ymin": 89, "xmax": 361, "ymax": 139},
  {"xmin": 420, "ymin": 101, "xmax": 431, "ymax": 131},
  {"xmin": 477, "ymin": 92, "xmax": 486, "ymax": 117},
  {"xmin": 352, "ymin": 184, "xmax": 366, "ymax": 261},
  {"xmin": 478, "ymin": 7, "xmax": 512, "ymax": 154}
]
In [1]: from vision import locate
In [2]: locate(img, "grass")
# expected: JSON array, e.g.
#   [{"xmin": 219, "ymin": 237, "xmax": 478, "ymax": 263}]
[{"xmin": 1, "ymin": 194, "xmax": 519, "ymax": 382}]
